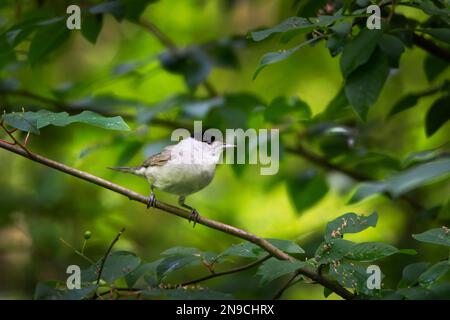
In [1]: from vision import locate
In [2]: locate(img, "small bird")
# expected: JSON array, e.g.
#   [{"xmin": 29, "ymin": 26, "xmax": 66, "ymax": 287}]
[{"xmin": 109, "ymin": 137, "xmax": 234, "ymax": 226}]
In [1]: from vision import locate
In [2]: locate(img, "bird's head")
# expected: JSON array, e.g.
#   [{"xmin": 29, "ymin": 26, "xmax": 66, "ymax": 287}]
[{"xmin": 207, "ymin": 140, "xmax": 235, "ymax": 162}]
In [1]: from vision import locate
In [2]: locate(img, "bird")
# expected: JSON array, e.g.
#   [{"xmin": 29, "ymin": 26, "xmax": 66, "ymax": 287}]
[{"xmin": 109, "ymin": 137, "xmax": 234, "ymax": 227}]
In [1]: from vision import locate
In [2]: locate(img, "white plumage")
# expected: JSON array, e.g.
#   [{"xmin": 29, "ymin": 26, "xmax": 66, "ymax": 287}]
[{"xmin": 109, "ymin": 137, "xmax": 233, "ymax": 225}]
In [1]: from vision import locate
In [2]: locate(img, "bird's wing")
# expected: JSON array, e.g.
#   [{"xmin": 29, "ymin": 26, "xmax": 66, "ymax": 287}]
[{"xmin": 141, "ymin": 146, "xmax": 173, "ymax": 167}]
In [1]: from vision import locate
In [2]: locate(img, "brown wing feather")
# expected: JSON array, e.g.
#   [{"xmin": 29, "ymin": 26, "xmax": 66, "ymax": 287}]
[{"xmin": 142, "ymin": 146, "xmax": 172, "ymax": 167}]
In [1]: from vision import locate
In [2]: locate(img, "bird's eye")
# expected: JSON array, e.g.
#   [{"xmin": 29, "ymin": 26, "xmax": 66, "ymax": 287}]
[{"xmin": 204, "ymin": 136, "xmax": 215, "ymax": 145}]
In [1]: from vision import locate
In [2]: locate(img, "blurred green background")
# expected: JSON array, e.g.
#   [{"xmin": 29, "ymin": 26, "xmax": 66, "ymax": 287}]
[{"xmin": 0, "ymin": 0, "xmax": 449, "ymax": 299}]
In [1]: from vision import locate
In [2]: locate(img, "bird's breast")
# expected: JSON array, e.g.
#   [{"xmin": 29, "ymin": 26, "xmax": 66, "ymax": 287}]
[{"xmin": 145, "ymin": 163, "xmax": 216, "ymax": 196}]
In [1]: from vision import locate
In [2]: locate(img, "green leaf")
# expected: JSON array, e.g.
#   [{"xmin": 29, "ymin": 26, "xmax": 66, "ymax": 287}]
[
  {"xmin": 318, "ymin": 87, "xmax": 352, "ymax": 120},
  {"xmin": 345, "ymin": 242, "xmax": 414, "ymax": 262},
  {"xmin": 2, "ymin": 112, "xmax": 39, "ymax": 134},
  {"xmin": 397, "ymin": 287, "xmax": 435, "ymax": 300},
  {"xmin": 414, "ymin": 1, "xmax": 450, "ymax": 17},
  {"xmin": 267, "ymin": 239, "xmax": 305, "ymax": 255},
  {"xmin": 348, "ymin": 182, "xmax": 387, "ymax": 204},
  {"xmin": 34, "ymin": 281, "xmax": 61, "ymax": 300},
  {"xmin": 389, "ymin": 94, "xmax": 420, "ymax": 116},
  {"xmin": 28, "ymin": 19, "xmax": 70, "ymax": 66},
  {"xmin": 2, "ymin": 110, "xmax": 130, "ymax": 133},
  {"xmin": 59, "ymin": 285, "xmax": 97, "ymax": 300},
  {"xmin": 413, "ymin": 227, "xmax": 450, "ymax": 247},
  {"xmin": 387, "ymin": 158, "xmax": 450, "ymax": 197},
  {"xmin": 264, "ymin": 96, "xmax": 311, "ymax": 123},
  {"xmin": 156, "ymin": 255, "xmax": 201, "ymax": 280},
  {"xmin": 81, "ymin": 13, "xmax": 103, "ymax": 44},
  {"xmin": 340, "ymin": 28, "xmax": 383, "ymax": 78},
  {"xmin": 221, "ymin": 239, "xmax": 304, "ymax": 259},
  {"xmin": 378, "ymin": 34, "xmax": 404, "ymax": 68},
  {"xmin": 69, "ymin": 111, "xmax": 130, "ymax": 131},
  {"xmin": 0, "ymin": 36, "xmax": 16, "ymax": 68},
  {"xmin": 425, "ymin": 95, "xmax": 450, "ymax": 136},
  {"xmin": 141, "ymin": 287, "xmax": 233, "ymax": 300},
  {"xmin": 34, "ymin": 281, "xmax": 97, "ymax": 300},
  {"xmin": 122, "ymin": 0, "xmax": 158, "ymax": 21},
  {"xmin": 329, "ymin": 261, "xmax": 378, "ymax": 295},
  {"xmin": 316, "ymin": 240, "xmax": 413, "ymax": 264},
  {"xmin": 331, "ymin": 22, "xmax": 352, "ymax": 37},
  {"xmin": 124, "ymin": 260, "xmax": 161, "ymax": 288},
  {"xmin": 399, "ymin": 262, "xmax": 431, "ymax": 288},
  {"xmin": 421, "ymin": 28, "xmax": 450, "ymax": 44},
  {"xmin": 345, "ymin": 48, "xmax": 389, "ymax": 120},
  {"xmin": 89, "ymin": 1, "xmax": 125, "ymax": 20},
  {"xmin": 101, "ymin": 251, "xmax": 140, "ymax": 283},
  {"xmin": 323, "ymin": 287, "xmax": 333, "ymax": 298},
  {"xmin": 418, "ymin": 261, "xmax": 450, "ymax": 287},
  {"xmin": 350, "ymin": 158, "xmax": 450, "ymax": 202},
  {"xmin": 159, "ymin": 46, "xmax": 212, "ymax": 89},
  {"xmin": 286, "ymin": 169, "xmax": 329, "ymax": 214},
  {"xmin": 250, "ymin": 17, "xmax": 314, "ymax": 42},
  {"xmin": 402, "ymin": 144, "xmax": 450, "ymax": 167},
  {"xmin": 324, "ymin": 212, "xmax": 378, "ymax": 241},
  {"xmin": 253, "ymin": 38, "xmax": 319, "ymax": 79},
  {"xmin": 315, "ymin": 239, "xmax": 355, "ymax": 264},
  {"xmin": 424, "ymin": 54, "xmax": 449, "ymax": 82},
  {"xmin": 256, "ymin": 258, "xmax": 306, "ymax": 285},
  {"xmin": 429, "ymin": 282, "xmax": 450, "ymax": 299},
  {"xmin": 221, "ymin": 242, "xmax": 262, "ymax": 258}
]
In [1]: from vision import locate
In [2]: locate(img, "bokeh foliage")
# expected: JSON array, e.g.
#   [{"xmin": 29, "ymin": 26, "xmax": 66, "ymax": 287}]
[{"xmin": 0, "ymin": 0, "xmax": 449, "ymax": 299}]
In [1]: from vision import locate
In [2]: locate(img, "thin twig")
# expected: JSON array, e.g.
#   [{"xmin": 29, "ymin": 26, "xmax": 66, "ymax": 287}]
[
  {"xmin": 0, "ymin": 140, "xmax": 354, "ymax": 300},
  {"xmin": 412, "ymin": 33, "xmax": 450, "ymax": 62},
  {"xmin": 0, "ymin": 122, "xmax": 32, "ymax": 156},
  {"xmin": 180, "ymin": 255, "xmax": 272, "ymax": 286},
  {"xmin": 272, "ymin": 270, "xmax": 301, "ymax": 300},
  {"xmin": 59, "ymin": 238, "xmax": 95, "ymax": 264},
  {"xmin": 95, "ymin": 227, "xmax": 126, "ymax": 286}
]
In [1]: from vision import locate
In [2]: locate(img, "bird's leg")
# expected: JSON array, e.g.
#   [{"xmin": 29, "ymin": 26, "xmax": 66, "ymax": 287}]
[
  {"xmin": 178, "ymin": 196, "xmax": 199, "ymax": 228},
  {"xmin": 147, "ymin": 186, "xmax": 156, "ymax": 209}
]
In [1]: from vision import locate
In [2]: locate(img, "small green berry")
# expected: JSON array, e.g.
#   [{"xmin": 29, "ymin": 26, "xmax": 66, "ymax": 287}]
[{"xmin": 84, "ymin": 231, "xmax": 92, "ymax": 240}]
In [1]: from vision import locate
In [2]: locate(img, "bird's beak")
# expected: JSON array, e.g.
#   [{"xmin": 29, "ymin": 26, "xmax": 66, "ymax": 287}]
[{"xmin": 223, "ymin": 144, "xmax": 236, "ymax": 149}]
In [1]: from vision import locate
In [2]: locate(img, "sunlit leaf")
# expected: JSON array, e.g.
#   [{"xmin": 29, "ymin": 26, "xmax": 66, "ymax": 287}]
[
  {"xmin": 413, "ymin": 227, "xmax": 450, "ymax": 247},
  {"xmin": 324, "ymin": 212, "xmax": 378, "ymax": 241}
]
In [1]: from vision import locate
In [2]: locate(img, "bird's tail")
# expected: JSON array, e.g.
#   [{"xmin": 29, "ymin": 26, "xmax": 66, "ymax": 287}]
[{"xmin": 108, "ymin": 166, "xmax": 145, "ymax": 176}]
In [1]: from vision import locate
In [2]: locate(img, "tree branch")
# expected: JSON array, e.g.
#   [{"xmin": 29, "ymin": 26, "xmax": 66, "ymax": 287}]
[
  {"xmin": 92, "ymin": 227, "xmax": 126, "ymax": 299},
  {"xmin": 0, "ymin": 139, "xmax": 354, "ymax": 300},
  {"xmin": 412, "ymin": 33, "xmax": 450, "ymax": 62}
]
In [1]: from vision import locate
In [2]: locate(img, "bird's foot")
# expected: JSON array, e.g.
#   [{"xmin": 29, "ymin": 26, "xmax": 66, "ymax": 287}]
[
  {"xmin": 188, "ymin": 209, "xmax": 200, "ymax": 228},
  {"xmin": 147, "ymin": 192, "xmax": 156, "ymax": 209}
]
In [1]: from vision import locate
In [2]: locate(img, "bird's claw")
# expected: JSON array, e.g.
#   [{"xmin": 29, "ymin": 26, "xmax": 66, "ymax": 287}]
[
  {"xmin": 147, "ymin": 192, "xmax": 156, "ymax": 209},
  {"xmin": 188, "ymin": 209, "xmax": 199, "ymax": 228}
]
